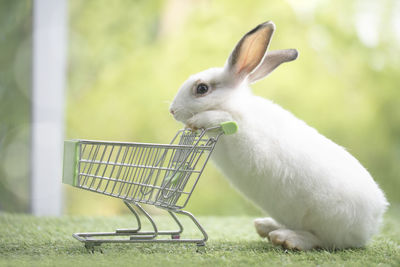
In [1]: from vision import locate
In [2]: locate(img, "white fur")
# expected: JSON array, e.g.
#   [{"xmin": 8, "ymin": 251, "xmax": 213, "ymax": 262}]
[{"xmin": 170, "ymin": 22, "xmax": 388, "ymax": 250}]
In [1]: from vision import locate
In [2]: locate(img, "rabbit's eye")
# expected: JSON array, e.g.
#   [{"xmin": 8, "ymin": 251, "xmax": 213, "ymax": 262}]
[{"xmin": 196, "ymin": 83, "xmax": 209, "ymax": 95}]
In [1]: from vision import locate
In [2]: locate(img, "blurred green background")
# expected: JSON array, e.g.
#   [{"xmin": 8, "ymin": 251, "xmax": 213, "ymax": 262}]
[
  {"xmin": 1, "ymin": 0, "xmax": 399, "ymax": 216},
  {"xmin": 0, "ymin": 0, "xmax": 31, "ymax": 212}
]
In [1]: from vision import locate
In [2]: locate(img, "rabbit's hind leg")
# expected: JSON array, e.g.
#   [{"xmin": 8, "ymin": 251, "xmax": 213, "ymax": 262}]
[
  {"xmin": 254, "ymin": 217, "xmax": 284, "ymax": 238},
  {"xmin": 268, "ymin": 228, "xmax": 322, "ymax": 251}
]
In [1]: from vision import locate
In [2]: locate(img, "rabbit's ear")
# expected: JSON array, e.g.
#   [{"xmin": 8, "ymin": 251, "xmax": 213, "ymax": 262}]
[
  {"xmin": 225, "ymin": 21, "xmax": 275, "ymax": 85},
  {"xmin": 248, "ymin": 49, "xmax": 298, "ymax": 83}
]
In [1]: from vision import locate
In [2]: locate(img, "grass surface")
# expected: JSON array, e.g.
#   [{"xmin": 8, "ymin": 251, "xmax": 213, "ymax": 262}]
[{"xmin": 1, "ymin": 206, "xmax": 400, "ymax": 267}]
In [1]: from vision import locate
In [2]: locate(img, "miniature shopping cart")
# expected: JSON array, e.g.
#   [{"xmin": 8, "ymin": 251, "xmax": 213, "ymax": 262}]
[{"xmin": 62, "ymin": 122, "xmax": 237, "ymax": 251}]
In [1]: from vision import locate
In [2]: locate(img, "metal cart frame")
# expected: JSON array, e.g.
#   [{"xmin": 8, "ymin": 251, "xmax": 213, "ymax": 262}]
[{"xmin": 62, "ymin": 122, "xmax": 237, "ymax": 251}]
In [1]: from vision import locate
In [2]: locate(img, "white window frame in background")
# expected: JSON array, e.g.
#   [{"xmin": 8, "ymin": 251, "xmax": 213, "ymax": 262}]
[{"xmin": 31, "ymin": 0, "xmax": 67, "ymax": 216}]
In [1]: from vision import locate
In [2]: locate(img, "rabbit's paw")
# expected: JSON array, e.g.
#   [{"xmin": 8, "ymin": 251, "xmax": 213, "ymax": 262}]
[
  {"xmin": 268, "ymin": 229, "xmax": 321, "ymax": 251},
  {"xmin": 254, "ymin": 217, "xmax": 284, "ymax": 238},
  {"xmin": 185, "ymin": 117, "xmax": 203, "ymax": 131},
  {"xmin": 185, "ymin": 110, "xmax": 232, "ymax": 131},
  {"xmin": 185, "ymin": 113, "xmax": 210, "ymax": 131}
]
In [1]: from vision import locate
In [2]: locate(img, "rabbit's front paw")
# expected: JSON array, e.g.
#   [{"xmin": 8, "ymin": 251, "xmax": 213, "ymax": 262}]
[
  {"xmin": 185, "ymin": 113, "xmax": 213, "ymax": 131},
  {"xmin": 268, "ymin": 229, "xmax": 321, "ymax": 251},
  {"xmin": 185, "ymin": 117, "xmax": 203, "ymax": 131},
  {"xmin": 185, "ymin": 110, "xmax": 233, "ymax": 131},
  {"xmin": 185, "ymin": 110, "xmax": 234, "ymax": 131}
]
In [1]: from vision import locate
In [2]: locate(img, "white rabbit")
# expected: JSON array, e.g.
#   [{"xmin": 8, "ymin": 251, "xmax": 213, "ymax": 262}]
[{"xmin": 169, "ymin": 21, "xmax": 388, "ymax": 250}]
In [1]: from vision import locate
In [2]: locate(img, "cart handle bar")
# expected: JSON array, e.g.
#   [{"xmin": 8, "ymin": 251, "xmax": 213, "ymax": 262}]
[
  {"xmin": 205, "ymin": 121, "xmax": 238, "ymax": 135},
  {"xmin": 220, "ymin": 121, "xmax": 238, "ymax": 135}
]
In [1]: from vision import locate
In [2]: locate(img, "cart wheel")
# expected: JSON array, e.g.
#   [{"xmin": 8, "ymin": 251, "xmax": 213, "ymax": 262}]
[
  {"xmin": 196, "ymin": 243, "xmax": 206, "ymax": 253},
  {"xmin": 85, "ymin": 243, "xmax": 95, "ymax": 254},
  {"xmin": 171, "ymin": 234, "xmax": 180, "ymax": 240},
  {"xmin": 85, "ymin": 243, "xmax": 102, "ymax": 254}
]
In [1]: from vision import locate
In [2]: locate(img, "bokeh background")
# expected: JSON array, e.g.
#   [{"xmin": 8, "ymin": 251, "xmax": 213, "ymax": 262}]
[{"xmin": 1, "ymin": 0, "xmax": 399, "ymax": 216}]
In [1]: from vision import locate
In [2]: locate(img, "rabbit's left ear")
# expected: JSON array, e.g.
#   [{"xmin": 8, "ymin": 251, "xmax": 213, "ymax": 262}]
[
  {"xmin": 225, "ymin": 21, "xmax": 275, "ymax": 85},
  {"xmin": 248, "ymin": 49, "xmax": 298, "ymax": 83}
]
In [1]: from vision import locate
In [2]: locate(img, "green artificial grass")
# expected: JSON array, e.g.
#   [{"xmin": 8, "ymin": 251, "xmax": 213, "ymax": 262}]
[{"xmin": 1, "ymin": 206, "xmax": 399, "ymax": 267}]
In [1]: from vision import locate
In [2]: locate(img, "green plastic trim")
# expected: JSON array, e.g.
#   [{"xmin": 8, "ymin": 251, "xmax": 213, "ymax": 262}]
[
  {"xmin": 62, "ymin": 140, "xmax": 79, "ymax": 187},
  {"xmin": 220, "ymin": 121, "xmax": 238, "ymax": 135},
  {"xmin": 165, "ymin": 163, "xmax": 189, "ymax": 186}
]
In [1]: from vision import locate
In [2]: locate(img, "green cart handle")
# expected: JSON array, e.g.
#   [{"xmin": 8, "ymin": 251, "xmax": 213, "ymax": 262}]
[{"xmin": 219, "ymin": 121, "xmax": 238, "ymax": 135}]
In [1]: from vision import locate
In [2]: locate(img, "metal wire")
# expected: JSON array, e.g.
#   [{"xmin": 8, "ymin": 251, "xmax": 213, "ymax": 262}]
[{"xmin": 74, "ymin": 128, "xmax": 221, "ymax": 210}]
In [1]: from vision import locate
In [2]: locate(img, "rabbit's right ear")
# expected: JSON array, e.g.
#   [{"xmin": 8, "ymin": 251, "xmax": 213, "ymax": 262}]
[
  {"xmin": 248, "ymin": 49, "xmax": 298, "ymax": 83},
  {"xmin": 225, "ymin": 21, "xmax": 275, "ymax": 86}
]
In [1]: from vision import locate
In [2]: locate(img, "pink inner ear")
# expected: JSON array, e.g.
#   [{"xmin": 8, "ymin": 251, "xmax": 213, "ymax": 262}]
[
  {"xmin": 236, "ymin": 27, "xmax": 271, "ymax": 76},
  {"xmin": 237, "ymin": 34, "xmax": 258, "ymax": 74}
]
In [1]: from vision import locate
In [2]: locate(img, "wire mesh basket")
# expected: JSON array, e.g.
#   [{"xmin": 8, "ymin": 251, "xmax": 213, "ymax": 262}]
[{"xmin": 62, "ymin": 122, "xmax": 237, "ymax": 251}]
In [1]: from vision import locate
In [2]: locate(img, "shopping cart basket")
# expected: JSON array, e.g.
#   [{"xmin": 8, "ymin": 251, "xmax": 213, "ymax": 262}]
[{"xmin": 62, "ymin": 122, "xmax": 237, "ymax": 251}]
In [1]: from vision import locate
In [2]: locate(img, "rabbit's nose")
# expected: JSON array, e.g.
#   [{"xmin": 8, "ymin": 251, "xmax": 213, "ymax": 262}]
[{"xmin": 169, "ymin": 109, "xmax": 175, "ymax": 115}]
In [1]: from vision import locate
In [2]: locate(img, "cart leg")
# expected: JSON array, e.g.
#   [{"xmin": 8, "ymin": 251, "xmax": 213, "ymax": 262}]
[
  {"xmin": 174, "ymin": 210, "xmax": 208, "ymax": 245},
  {"xmin": 168, "ymin": 211, "xmax": 183, "ymax": 239},
  {"xmin": 115, "ymin": 200, "xmax": 141, "ymax": 234},
  {"xmin": 71, "ymin": 203, "xmax": 207, "ymax": 248},
  {"xmin": 128, "ymin": 202, "xmax": 159, "ymax": 239}
]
